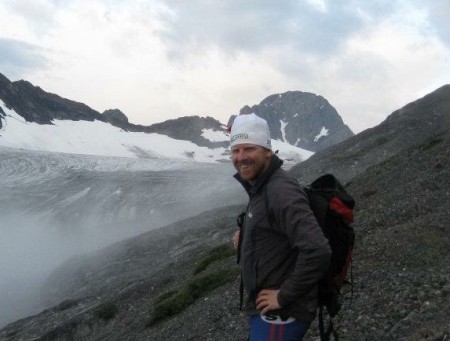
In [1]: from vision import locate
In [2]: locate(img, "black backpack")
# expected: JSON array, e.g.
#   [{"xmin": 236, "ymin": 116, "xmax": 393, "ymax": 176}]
[{"xmin": 307, "ymin": 174, "xmax": 355, "ymax": 341}]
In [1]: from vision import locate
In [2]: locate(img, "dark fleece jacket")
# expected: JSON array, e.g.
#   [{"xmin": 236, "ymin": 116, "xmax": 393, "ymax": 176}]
[{"xmin": 235, "ymin": 155, "xmax": 331, "ymax": 322}]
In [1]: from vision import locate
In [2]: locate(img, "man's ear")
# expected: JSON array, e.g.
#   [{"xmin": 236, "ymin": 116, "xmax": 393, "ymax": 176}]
[{"xmin": 264, "ymin": 148, "xmax": 274, "ymax": 159}]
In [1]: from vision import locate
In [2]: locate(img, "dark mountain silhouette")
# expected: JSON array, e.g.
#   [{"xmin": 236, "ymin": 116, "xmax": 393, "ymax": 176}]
[
  {"xmin": 1, "ymin": 84, "xmax": 448, "ymax": 340},
  {"xmin": 0, "ymin": 73, "xmax": 227, "ymax": 148},
  {"xmin": 0, "ymin": 73, "xmax": 103, "ymax": 124}
]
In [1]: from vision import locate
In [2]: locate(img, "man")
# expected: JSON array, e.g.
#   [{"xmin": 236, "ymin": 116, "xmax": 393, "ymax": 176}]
[{"xmin": 230, "ymin": 113, "xmax": 331, "ymax": 341}]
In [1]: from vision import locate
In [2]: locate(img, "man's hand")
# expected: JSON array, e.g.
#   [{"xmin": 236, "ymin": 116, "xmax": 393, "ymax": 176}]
[{"xmin": 255, "ymin": 289, "xmax": 281, "ymax": 315}]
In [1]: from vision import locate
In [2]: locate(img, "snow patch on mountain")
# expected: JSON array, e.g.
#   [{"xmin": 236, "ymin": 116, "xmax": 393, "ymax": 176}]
[
  {"xmin": 201, "ymin": 128, "xmax": 228, "ymax": 142},
  {"xmin": 280, "ymin": 120, "xmax": 287, "ymax": 142},
  {"xmin": 314, "ymin": 126, "xmax": 329, "ymax": 142}
]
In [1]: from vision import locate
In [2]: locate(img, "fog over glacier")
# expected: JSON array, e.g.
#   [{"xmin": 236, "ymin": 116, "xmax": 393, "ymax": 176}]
[{"xmin": 0, "ymin": 147, "xmax": 248, "ymax": 327}]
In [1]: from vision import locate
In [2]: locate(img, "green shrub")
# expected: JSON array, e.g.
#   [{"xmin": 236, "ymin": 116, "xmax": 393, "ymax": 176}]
[
  {"xmin": 155, "ymin": 290, "xmax": 179, "ymax": 304},
  {"xmin": 193, "ymin": 244, "xmax": 235, "ymax": 274},
  {"xmin": 4, "ymin": 329, "xmax": 18, "ymax": 340},
  {"xmin": 421, "ymin": 137, "xmax": 444, "ymax": 151},
  {"xmin": 361, "ymin": 189, "xmax": 377, "ymax": 198},
  {"xmin": 148, "ymin": 267, "xmax": 239, "ymax": 327},
  {"xmin": 94, "ymin": 302, "xmax": 118, "ymax": 321},
  {"xmin": 56, "ymin": 299, "xmax": 79, "ymax": 311}
]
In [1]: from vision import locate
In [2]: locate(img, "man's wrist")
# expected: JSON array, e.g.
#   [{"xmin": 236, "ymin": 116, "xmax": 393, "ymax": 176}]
[{"xmin": 277, "ymin": 290, "xmax": 287, "ymax": 307}]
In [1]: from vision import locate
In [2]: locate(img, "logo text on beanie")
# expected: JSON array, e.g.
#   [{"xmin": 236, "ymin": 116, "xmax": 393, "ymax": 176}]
[{"xmin": 231, "ymin": 133, "xmax": 249, "ymax": 142}]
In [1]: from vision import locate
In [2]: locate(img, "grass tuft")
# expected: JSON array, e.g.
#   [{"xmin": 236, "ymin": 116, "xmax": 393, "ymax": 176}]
[
  {"xmin": 94, "ymin": 302, "xmax": 118, "ymax": 321},
  {"xmin": 147, "ymin": 267, "xmax": 239, "ymax": 327},
  {"xmin": 420, "ymin": 137, "xmax": 444, "ymax": 151},
  {"xmin": 193, "ymin": 244, "xmax": 235, "ymax": 274}
]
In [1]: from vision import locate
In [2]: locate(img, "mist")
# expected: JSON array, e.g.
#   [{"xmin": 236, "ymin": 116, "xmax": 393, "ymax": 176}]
[
  {"xmin": 0, "ymin": 213, "xmax": 83, "ymax": 327},
  {"xmin": 0, "ymin": 148, "xmax": 245, "ymax": 328}
]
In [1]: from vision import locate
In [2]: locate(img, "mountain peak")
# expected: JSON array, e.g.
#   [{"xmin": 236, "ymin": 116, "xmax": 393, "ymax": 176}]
[
  {"xmin": 233, "ymin": 90, "xmax": 353, "ymax": 152},
  {"xmin": 102, "ymin": 109, "xmax": 129, "ymax": 125},
  {"xmin": 0, "ymin": 72, "xmax": 103, "ymax": 124}
]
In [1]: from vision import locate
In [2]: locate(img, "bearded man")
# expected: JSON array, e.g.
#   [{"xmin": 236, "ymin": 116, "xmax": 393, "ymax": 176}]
[{"xmin": 230, "ymin": 113, "xmax": 331, "ymax": 341}]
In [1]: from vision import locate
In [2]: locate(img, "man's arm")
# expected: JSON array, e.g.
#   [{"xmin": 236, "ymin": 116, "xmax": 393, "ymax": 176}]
[{"xmin": 270, "ymin": 180, "xmax": 331, "ymax": 307}]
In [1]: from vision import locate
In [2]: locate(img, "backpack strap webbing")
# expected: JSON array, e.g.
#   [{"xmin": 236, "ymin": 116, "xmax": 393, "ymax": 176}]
[
  {"xmin": 264, "ymin": 185, "xmax": 276, "ymax": 228},
  {"xmin": 236, "ymin": 207, "xmax": 247, "ymax": 311},
  {"xmin": 239, "ymin": 272, "xmax": 244, "ymax": 311},
  {"xmin": 319, "ymin": 306, "xmax": 339, "ymax": 341}
]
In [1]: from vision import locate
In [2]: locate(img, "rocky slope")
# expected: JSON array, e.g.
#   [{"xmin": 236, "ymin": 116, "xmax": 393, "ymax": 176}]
[
  {"xmin": 290, "ymin": 84, "xmax": 450, "ymax": 185},
  {"xmin": 1, "ymin": 85, "xmax": 449, "ymax": 340},
  {"xmin": 325, "ymin": 128, "xmax": 450, "ymax": 341}
]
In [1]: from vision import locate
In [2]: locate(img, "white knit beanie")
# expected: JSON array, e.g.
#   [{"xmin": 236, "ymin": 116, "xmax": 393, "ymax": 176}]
[{"xmin": 229, "ymin": 113, "xmax": 272, "ymax": 150}]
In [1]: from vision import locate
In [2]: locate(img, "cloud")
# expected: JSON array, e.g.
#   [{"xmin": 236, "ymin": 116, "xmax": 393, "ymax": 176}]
[
  {"xmin": 4, "ymin": 0, "xmax": 57, "ymax": 32},
  {"xmin": 0, "ymin": 39, "xmax": 48, "ymax": 79},
  {"xmin": 424, "ymin": 1, "xmax": 450, "ymax": 47},
  {"xmin": 159, "ymin": 0, "xmax": 366, "ymax": 57},
  {"xmin": 0, "ymin": 0, "xmax": 449, "ymax": 133},
  {"xmin": 158, "ymin": 0, "xmax": 448, "ymax": 61}
]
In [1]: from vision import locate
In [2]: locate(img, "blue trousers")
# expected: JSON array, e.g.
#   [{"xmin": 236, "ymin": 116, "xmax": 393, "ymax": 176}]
[{"xmin": 249, "ymin": 314, "xmax": 310, "ymax": 341}]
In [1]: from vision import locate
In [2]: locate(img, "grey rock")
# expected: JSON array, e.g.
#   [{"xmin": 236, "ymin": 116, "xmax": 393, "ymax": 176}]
[
  {"xmin": 102, "ymin": 109, "xmax": 129, "ymax": 125},
  {"xmin": 0, "ymin": 106, "xmax": 5, "ymax": 129}
]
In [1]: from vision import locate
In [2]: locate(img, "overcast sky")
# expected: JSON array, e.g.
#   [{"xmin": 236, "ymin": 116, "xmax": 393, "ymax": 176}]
[{"xmin": 1, "ymin": 0, "xmax": 449, "ymax": 133}]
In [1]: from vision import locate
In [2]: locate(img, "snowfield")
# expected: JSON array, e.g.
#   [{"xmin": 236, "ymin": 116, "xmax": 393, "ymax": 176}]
[{"xmin": 0, "ymin": 100, "xmax": 313, "ymax": 167}]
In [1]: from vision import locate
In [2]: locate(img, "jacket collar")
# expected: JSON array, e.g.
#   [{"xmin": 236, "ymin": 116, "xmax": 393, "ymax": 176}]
[{"xmin": 234, "ymin": 154, "xmax": 284, "ymax": 196}]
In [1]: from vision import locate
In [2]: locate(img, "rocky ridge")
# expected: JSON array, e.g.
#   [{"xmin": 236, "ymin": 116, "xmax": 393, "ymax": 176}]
[
  {"xmin": 0, "ymin": 73, "xmax": 103, "ymax": 125},
  {"xmin": 138, "ymin": 115, "xmax": 229, "ymax": 149},
  {"xmin": 0, "ymin": 73, "xmax": 228, "ymax": 149},
  {"xmin": 0, "ymin": 72, "xmax": 352, "ymax": 151}
]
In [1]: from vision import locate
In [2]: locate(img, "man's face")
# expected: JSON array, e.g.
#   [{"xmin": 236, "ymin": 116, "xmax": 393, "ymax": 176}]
[{"xmin": 231, "ymin": 144, "xmax": 273, "ymax": 183}]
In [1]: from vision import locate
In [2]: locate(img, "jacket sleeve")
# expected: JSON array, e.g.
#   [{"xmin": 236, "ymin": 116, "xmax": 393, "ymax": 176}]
[{"xmin": 268, "ymin": 177, "xmax": 331, "ymax": 307}]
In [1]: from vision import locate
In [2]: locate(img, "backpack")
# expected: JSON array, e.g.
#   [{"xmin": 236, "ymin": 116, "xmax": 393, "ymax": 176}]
[{"xmin": 307, "ymin": 174, "xmax": 355, "ymax": 341}]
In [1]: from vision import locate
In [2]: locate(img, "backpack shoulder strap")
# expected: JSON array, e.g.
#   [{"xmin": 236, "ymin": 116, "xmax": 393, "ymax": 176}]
[{"xmin": 264, "ymin": 185, "xmax": 276, "ymax": 229}]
